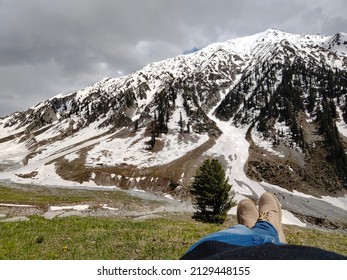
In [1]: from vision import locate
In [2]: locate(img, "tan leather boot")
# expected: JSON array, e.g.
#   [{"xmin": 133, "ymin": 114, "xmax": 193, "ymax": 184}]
[
  {"xmin": 237, "ymin": 199, "xmax": 259, "ymax": 228},
  {"xmin": 258, "ymin": 192, "xmax": 286, "ymax": 243}
]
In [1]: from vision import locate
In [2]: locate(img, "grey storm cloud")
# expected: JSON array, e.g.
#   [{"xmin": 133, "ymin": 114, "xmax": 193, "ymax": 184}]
[{"xmin": 0, "ymin": 0, "xmax": 346, "ymax": 117}]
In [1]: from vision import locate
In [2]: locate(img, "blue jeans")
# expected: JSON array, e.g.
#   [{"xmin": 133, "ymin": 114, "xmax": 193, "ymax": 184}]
[{"xmin": 185, "ymin": 221, "xmax": 282, "ymax": 253}]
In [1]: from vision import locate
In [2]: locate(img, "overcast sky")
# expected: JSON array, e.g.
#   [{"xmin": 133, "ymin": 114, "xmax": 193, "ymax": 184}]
[{"xmin": 0, "ymin": 0, "xmax": 346, "ymax": 117}]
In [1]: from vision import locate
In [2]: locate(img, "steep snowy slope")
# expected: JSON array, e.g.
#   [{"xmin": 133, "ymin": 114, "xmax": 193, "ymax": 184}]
[{"xmin": 1, "ymin": 29, "xmax": 347, "ymax": 226}]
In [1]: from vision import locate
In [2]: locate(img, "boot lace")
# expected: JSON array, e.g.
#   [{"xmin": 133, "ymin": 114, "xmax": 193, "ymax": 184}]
[{"xmin": 258, "ymin": 211, "xmax": 269, "ymax": 221}]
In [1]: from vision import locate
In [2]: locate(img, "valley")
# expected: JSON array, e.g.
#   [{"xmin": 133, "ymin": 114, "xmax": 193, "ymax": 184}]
[{"xmin": 1, "ymin": 29, "xmax": 347, "ymax": 232}]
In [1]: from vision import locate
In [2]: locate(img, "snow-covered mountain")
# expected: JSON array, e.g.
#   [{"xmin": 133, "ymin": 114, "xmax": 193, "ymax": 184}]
[{"xmin": 1, "ymin": 29, "xmax": 347, "ymax": 226}]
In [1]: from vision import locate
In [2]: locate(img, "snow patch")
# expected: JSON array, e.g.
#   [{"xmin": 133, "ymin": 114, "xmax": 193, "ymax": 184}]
[
  {"xmin": 251, "ymin": 127, "xmax": 285, "ymax": 157},
  {"xmin": 86, "ymin": 127, "xmax": 209, "ymax": 168},
  {"xmin": 50, "ymin": 205, "xmax": 90, "ymax": 211},
  {"xmin": 101, "ymin": 204, "xmax": 119, "ymax": 211},
  {"xmin": 64, "ymin": 152, "xmax": 79, "ymax": 162},
  {"xmin": 0, "ymin": 203, "xmax": 35, "ymax": 208},
  {"xmin": 336, "ymin": 107, "xmax": 347, "ymax": 138}
]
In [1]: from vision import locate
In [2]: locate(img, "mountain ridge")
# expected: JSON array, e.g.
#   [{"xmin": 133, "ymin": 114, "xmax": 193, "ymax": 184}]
[{"xmin": 1, "ymin": 29, "xmax": 347, "ymax": 227}]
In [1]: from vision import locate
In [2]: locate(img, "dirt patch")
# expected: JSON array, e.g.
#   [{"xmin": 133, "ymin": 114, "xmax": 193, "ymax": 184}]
[
  {"xmin": 245, "ymin": 125, "xmax": 347, "ymax": 198},
  {"xmin": 52, "ymin": 133, "xmax": 217, "ymax": 201},
  {"xmin": 0, "ymin": 205, "xmax": 44, "ymax": 218},
  {"xmin": 0, "ymin": 192, "xmax": 193, "ymax": 222},
  {"xmin": 293, "ymin": 213, "xmax": 347, "ymax": 232}
]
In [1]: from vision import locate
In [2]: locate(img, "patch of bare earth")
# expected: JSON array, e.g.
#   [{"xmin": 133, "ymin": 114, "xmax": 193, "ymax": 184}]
[
  {"xmin": 53, "ymin": 132, "xmax": 217, "ymax": 200},
  {"xmin": 245, "ymin": 118, "xmax": 347, "ymax": 198}
]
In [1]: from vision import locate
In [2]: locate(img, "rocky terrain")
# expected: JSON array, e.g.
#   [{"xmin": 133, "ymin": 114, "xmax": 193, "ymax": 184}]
[{"xmin": 1, "ymin": 29, "xmax": 347, "ymax": 228}]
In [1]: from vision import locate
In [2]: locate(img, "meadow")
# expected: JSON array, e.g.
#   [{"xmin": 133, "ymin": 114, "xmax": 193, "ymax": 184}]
[{"xmin": 0, "ymin": 185, "xmax": 346, "ymax": 259}]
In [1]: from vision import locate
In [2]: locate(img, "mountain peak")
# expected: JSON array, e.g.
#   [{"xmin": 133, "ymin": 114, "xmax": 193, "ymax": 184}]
[
  {"xmin": 0, "ymin": 30, "xmax": 347, "ymax": 219},
  {"xmin": 327, "ymin": 32, "xmax": 347, "ymax": 53}
]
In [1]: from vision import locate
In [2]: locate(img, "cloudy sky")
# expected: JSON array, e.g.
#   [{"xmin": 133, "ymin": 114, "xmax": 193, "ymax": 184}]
[{"xmin": 0, "ymin": 0, "xmax": 346, "ymax": 117}]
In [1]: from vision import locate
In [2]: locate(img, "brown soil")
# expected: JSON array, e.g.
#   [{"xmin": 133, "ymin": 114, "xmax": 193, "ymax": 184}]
[
  {"xmin": 245, "ymin": 123, "xmax": 347, "ymax": 198},
  {"xmin": 53, "ymin": 134, "xmax": 217, "ymax": 201}
]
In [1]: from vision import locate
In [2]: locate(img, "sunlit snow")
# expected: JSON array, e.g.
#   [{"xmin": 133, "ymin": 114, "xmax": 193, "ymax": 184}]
[{"xmin": 0, "ymin": 29, "xmax": 347, "ymax": 228}]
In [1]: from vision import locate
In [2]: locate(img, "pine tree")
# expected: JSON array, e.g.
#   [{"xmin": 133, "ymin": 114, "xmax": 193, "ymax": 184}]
[
  {"xmin": 257, "ymin": 111, "xmax": 268, "ymax": 133},
  {"xmin": 179, "ymin": 111, "xmax": 184, "ymax": 133},
  {"xmin": 343, "ymin": 102, "xmax": 347, "ymax": 123},
  {"xmin": 190, "ymin": 159, "xmax": 236, "ymax": 224},
  {"xmin": 150, "ymin": 133, "xmax": 156, "ymax": 149},
  {"xmin": 134, "ymin": 119, "xmax": 139, "ymax": 131}
]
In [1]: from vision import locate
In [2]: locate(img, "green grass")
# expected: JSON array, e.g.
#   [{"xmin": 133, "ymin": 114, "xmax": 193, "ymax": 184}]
[
  {"xmin": 0, "ymin": 185, "xmax": 161, "ymax": 209},
  {"xmin": 0, "ymin": 214, "xmax": 346, "ymax": 260},
  {"xmin": 0, "ymin": 214, "xmax": 223, "ymax": 259},
  {"xmin": 284, "ymin": 225, "xmax": 347, "ymax": 256},
  {"xmin": 0, "ymin": 184, "xmax": 346, "ymax": 259}
]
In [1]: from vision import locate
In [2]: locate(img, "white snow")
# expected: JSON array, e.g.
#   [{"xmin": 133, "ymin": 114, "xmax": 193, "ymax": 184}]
[
  {"xmin": 50, "ymin": 205, "xmax": 90, "ymax": 211},
  {"xmin": 132, "ymin": 187, "xmax": 145, "ymax": 193},
  {"xmin": 0, "ymin": 203, "xmax": 35, "ymax": 208},
  {"xmin": 251, "ymin": 127, "xmax": 285, "ymax": 157},
  {"xmin": 101, "ymin": 204, "xmax": 119, "ymax": 211},
  {"xmin": 321, "ymin": 194, "xmax": 347, "ymax": 210},
  {"xmin": 336, "ymin": 107, "xmax": 347, "ymax": 138},
  {"xmin": 0, "ymin": 138, "xmax": 28, "ymax": 163},
  {"xmin": 206, "ymin": 108, "xmax": 267, "ymax": 197},
  {"xmin": 206, "ymin": 105, "xmax": 346, "ymax": 226},
  {"xmin": 282, "ymin": 210, "xmax": 306, "ymax": 226},
  {"xmin": 64, "ymin": 152, "xmax": 79, "ymax": 162},
  {"xmin": 164, "ymin": 194, "xmax": 174, "ymax": 200},
  {"xmin": 0, "ymin": 29, "xmax": 346, "ymax": 229},
  {"xmin": 86, "ymin": 126, "xmax": 208, "ymax": 168}
]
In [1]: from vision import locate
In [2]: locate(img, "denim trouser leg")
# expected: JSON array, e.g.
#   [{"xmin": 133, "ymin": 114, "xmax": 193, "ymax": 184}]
[{"xmin": 185, "ymin": 221, "xmax": 282, "ymax": 253}]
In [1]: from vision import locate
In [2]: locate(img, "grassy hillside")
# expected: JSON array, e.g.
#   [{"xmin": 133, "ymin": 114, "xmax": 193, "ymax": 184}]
[
  {"xmin": 0, "ymin": 184, "xmax": 346, "ymax": 259},
  {"xmin": 0, "ymin": 213, "xmax": 346, "ymax": 260}
]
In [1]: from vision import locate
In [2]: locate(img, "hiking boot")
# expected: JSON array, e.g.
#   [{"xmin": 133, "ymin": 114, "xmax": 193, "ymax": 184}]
[
  {"xmin": 258, "ymin": 192, "xmax": 286, "ymax": 243},
  {"xmin": 237, "ymin": 198, "xmax": 259, "ymax": 228}
]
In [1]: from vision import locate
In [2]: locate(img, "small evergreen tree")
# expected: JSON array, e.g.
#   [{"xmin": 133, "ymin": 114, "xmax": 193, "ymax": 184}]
[
  {"xmin": 179, "ymin": 111, "xmax": 184, "ymax": 133},
  {"xmin": 190, "ymin": 159, "xmax": 236, "ymax": 224},
  {"xmin": 134, "ymin": 119, "xmax": 139, "ymax": 131}
]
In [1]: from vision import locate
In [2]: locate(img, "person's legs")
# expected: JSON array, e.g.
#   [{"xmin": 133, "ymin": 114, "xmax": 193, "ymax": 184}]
[
  {"xmin": 251, "ymin": 220, "xmax": 281, "ymax": 243},
  {"xmin": 258, "ymin": 192, "xmax": 286, "ymax": 243},
  {"xmin": 184, "ymin": 220, "xmax": 280, "ymax": 253},
  {"xmin": 185, "ymin": 195, "xmax": 285, "ymax": 253}
]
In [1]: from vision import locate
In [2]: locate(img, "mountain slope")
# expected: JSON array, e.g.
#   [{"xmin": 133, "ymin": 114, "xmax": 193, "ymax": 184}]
[{"xmin": 0, "ymin": 29, "xmax": 347, "ymax": 226}]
